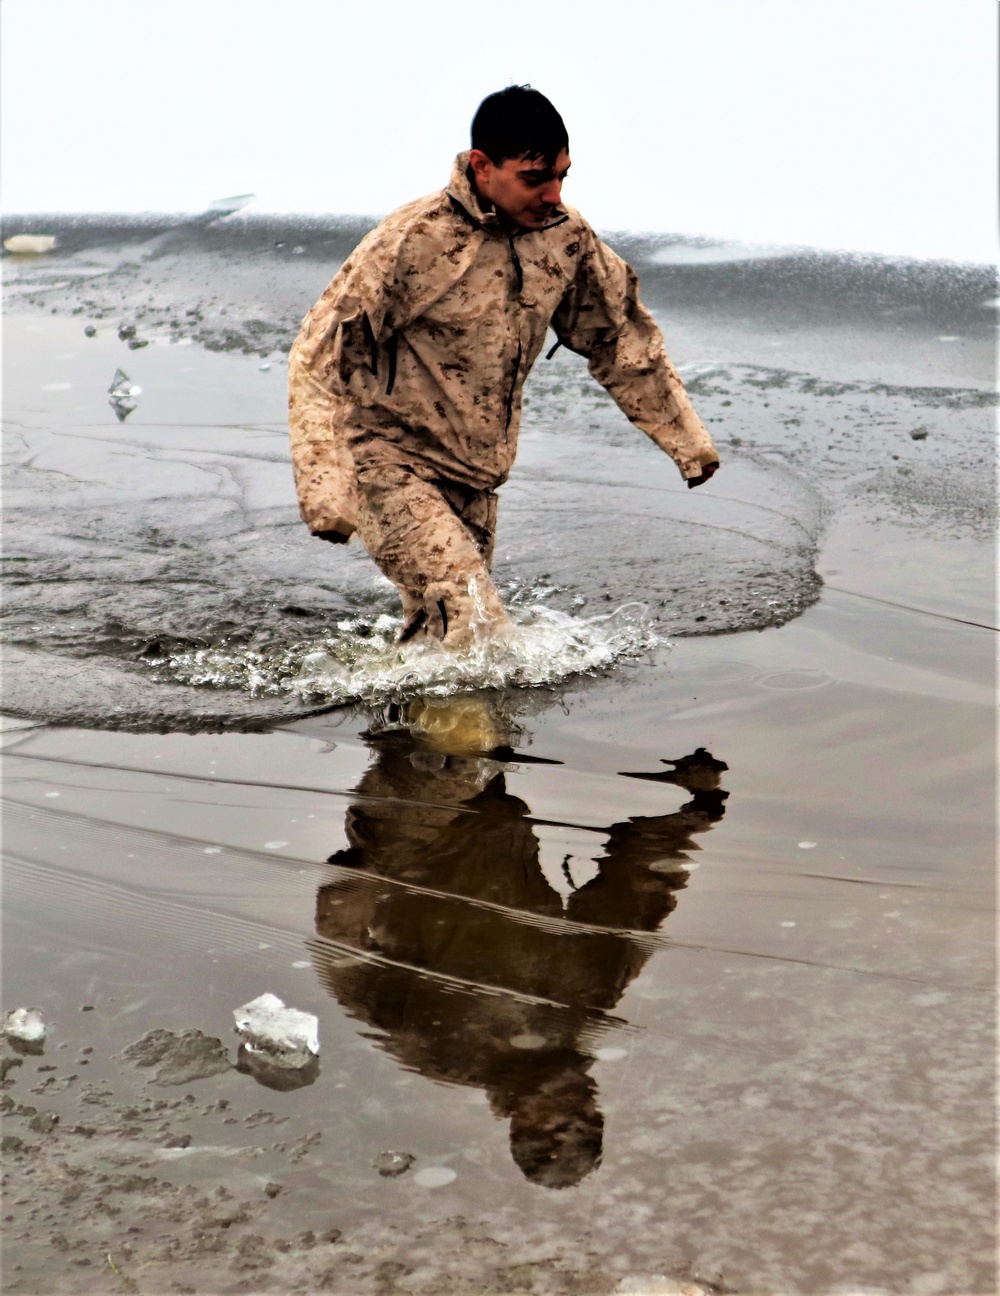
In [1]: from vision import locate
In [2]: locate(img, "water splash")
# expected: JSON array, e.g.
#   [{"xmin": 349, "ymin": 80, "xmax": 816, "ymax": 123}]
[{"xmin": 158, "ymin": 602, "xmax": 661, "ymax": 707}]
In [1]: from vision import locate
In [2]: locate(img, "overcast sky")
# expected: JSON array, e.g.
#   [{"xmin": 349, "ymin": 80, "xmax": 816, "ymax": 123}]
[{"xmin": 2, "ymin": 0, "xmax": 996, "ymax": 262}]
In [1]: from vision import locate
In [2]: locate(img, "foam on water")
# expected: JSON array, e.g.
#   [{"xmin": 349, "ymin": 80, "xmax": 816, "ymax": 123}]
[{"xmin": 158, "ymin": 601, "xmax": 661, "ymax": 707}]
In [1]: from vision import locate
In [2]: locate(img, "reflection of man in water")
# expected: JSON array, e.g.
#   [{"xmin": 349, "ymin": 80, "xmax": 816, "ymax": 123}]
[{"xmin": 312, "ymin": 704, "xmax": 728, "ymax": 1189}]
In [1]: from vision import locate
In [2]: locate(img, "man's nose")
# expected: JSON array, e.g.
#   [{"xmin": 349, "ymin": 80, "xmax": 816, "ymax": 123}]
[{"xmin": 540, "ymin": 179, "xmax": 562, "ymax": 205}]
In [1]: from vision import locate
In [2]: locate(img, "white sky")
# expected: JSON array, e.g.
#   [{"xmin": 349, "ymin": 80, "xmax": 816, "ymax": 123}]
[{"xmin": 2, "ymin": 0, "xmax": 997, "ymax": 262}]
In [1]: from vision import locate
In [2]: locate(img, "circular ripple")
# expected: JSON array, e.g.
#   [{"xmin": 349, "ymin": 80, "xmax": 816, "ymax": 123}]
[{"xmin": 753, "ymin": 669, "xmax": 835, "ymax": 691}]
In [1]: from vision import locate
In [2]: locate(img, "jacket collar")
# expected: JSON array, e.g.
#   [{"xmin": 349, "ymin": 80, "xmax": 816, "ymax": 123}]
[{"xmin": 445, "ymin": 151, "xmax": 568, "ymax": 233}]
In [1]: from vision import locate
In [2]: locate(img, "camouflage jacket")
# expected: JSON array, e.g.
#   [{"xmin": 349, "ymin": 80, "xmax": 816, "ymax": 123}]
[{"xmin": 288, "ymin": 153, "xmax": 719, "ymax": 536}]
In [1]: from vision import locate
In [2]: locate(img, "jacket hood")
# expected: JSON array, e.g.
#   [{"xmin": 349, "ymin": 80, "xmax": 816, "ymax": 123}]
[{"xmin": 445, "ymin": 152, "xmax": 568, "ymax": 232}]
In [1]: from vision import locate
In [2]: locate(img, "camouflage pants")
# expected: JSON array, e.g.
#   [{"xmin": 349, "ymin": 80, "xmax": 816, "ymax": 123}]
[{"xmin": 354, "ymin": 464, "xmax": 507, "ymax": 645}]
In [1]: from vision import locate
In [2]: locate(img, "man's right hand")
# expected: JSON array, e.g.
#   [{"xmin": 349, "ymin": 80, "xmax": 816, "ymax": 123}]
[{"xmin": 686, "ymin": 461, "xmax": 719, "ymax": 489}]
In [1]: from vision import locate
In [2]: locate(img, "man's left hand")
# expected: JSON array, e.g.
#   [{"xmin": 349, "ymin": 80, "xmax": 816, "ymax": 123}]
[{"xmin": 686, "ymin": 461, "xmax": 719, "ymax": 489}]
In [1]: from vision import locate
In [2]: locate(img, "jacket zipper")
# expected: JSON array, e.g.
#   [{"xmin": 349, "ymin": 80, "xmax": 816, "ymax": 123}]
[
  {"xmin": 504, "ymin": 341, "xmax": 522, "ymax": 431},
  {"xmin": 504, "ymin": 236, "xmax": 524, "ymax": 431}
]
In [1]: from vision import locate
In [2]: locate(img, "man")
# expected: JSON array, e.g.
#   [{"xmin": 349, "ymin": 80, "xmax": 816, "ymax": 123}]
[{"xmin": 288, "ymin": 86, "xmax": 719, "ymax": 647}]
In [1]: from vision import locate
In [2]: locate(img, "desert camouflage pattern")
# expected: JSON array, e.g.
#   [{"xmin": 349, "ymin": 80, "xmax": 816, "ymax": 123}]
[
  {"xmin": 288, "ymin": 152, "xmax": 719, "ymax": 544},
  {"xmin": 354, "ymin": 464, "xmax": 504, "ymax": 648}
]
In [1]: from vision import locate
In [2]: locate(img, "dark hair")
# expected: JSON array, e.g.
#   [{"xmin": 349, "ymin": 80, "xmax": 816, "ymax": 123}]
[{"xmin": 471, "ymin": 85, "xmax": 569, "ymax": 166}]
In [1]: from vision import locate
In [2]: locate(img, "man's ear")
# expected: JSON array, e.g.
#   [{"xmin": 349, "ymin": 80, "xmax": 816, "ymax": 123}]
[{"xmin": 468, "ymin": 149, "xmax": 494, "ymax": 187}]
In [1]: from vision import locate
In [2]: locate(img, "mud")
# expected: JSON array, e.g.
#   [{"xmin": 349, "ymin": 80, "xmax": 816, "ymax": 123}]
[{"xmin": 1, "ymin": 1026, "xmax": 722, "ymax": 1296}]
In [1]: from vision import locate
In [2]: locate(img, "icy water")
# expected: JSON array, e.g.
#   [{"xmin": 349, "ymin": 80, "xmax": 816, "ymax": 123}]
[
  {"xmin": 1, "ymin": 214, "xmax": 996, "ymax": 1294},
  {"xmin": 2, "ymin": 215, "xmax": 995, "ymax": 727}
]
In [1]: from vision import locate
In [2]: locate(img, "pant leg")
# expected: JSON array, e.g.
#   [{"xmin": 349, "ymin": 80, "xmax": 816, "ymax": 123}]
[{"xmin": 354, "ymin": 465, "xmax": 506, "ymax": 646}]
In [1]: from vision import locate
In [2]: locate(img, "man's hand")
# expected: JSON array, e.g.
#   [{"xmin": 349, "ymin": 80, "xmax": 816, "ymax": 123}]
[{"xmin": 686, "ymin": 461, "xmax": 719, "ymax": 489}]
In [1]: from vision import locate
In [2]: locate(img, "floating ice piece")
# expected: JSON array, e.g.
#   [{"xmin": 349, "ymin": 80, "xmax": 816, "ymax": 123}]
[
  {"xmin": 233, "ymin": 992, "xmax": 319, "ymax": 1062},
  {"xmin": 4, "ymin": 234, "xmax": 57, "ymax": 255},
  {"xmin": 3, "ymin": 1007, "xmax": 46, "ymax": 1045},
  {"xmin": 108, "ymin": 368, "xmax": 142, "ymax": 400},
  {"xmin": 798, "ymin": 841, "xmax": 817, "ymax": 849},
  {"xmin": 108, "ymin": 367, "xmax": 143, "ymax": 423}
]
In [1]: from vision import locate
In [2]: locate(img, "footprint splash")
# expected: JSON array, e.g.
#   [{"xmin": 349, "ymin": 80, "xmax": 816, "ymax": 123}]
[{"xmin": 158, "ymin": 600, "xmax": 661, "ymax": 707}]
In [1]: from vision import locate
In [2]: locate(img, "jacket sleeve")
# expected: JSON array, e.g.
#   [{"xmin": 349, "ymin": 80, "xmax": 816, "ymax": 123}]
[
  {"xmin": 286, "ymin": 223, "xmax": 412, "ymax": 537},
  {"xmin": 550, "ymin": 228, "xmax": 719, "ymax": 480}
]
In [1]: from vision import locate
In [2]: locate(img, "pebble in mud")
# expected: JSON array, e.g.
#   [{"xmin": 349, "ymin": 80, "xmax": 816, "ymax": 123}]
[{"xmin": 372, "ymin": 1151, "xmax": 415, "ymax": 1178}]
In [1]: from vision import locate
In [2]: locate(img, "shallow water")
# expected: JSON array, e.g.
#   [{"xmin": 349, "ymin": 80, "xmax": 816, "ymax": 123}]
[
  {"xmin": 1, "ymin": 596, "xmax": 995, "ymax": 1292},
  {"xmin": 2, "ymin": 223, "xmax": 995, "ymax": 727}
]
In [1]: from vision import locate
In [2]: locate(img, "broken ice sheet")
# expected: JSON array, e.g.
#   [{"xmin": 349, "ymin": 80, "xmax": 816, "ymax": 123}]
[{"xmin": 233, "ymin": 992, "xmax": 319, "ymax": 1062}]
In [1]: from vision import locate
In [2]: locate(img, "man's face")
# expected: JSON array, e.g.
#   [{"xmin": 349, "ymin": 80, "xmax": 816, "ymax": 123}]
[{"xmin": 468, "ymin": 149, "xmax": 571, "ymax": 230}]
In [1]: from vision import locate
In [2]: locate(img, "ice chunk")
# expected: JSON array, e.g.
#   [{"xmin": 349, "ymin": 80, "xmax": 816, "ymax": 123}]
[
  {"xmin": 3, "ymin": 1007, "xmax": 46, "ymax": 1046},
  {"xmin": 4, "ymin": 235, "xmax": 57, "ymax": 255},
  {"xmin": 108, "ymin": 368, "xmax": 142, "ymax": 400},
  {"xmin": 233, "ymin": 992, "xmax": 319, "ymax": 1061},
  {"xmin": 108, "ymin": 367, "xmax": 143, "ymax": 422}
]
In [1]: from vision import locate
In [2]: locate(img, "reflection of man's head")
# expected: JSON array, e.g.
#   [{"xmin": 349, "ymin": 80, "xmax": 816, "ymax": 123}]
[{"xmin": 504, "ymin": 1065, "xmax": 603, "ymax": 1190}]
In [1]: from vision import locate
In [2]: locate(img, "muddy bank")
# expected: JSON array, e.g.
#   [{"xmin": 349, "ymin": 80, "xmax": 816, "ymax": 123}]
[{"xmin": 4, "ymin": 1025, "xmax": 674, "ymax": 1296}]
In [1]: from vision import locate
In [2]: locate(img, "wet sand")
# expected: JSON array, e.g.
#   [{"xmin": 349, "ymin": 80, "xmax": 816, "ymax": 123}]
[{"xmin": 1, "ymin": 220, "xmax": 996, "ymax": 1294}]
